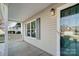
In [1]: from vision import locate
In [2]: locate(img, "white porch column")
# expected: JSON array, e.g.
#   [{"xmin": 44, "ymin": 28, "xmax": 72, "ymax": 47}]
[
  {"xmin": 21, "ymin": 22, "xmax": 24, "ymax": 40},
  {"xmin": 0, "ymin": 3, "xmax": 8, "ymax": 56}
]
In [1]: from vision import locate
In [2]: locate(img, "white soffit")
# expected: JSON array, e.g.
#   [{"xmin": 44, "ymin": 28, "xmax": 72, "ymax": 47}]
[{"xmin": 8, "ymin": 3, "xmax": 52, "ymax": 22}]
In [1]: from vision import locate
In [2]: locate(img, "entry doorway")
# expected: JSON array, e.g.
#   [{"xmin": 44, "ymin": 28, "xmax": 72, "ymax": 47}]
[{"xmin": 60, "ymin": 4, "xmax": 79, "ymax": 56}]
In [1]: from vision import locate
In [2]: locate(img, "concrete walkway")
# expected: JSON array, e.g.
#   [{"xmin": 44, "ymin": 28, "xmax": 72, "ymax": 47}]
[{"xmin": 8, "ymin": 34, "xmax": 52, "ymax": 56}]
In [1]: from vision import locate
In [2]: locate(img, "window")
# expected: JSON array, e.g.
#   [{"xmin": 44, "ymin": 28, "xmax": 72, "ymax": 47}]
[
  {"xmin": 60, "ymin": 4, "xmax": 79, "ymax": 56},
  {"xmin": 27, "ymin": 23, "xmax": 30, "ymax": 36},
  {"xmin": 31, "ymin": 21, "xmax": 36, "ymax": 37},
  {"xmin": 36, "ymin": 18, "xmax": 40, "ymax": 39},
  {"xmin": 16, "ymin": 23, "xmax": 21, "ymax": 27},
  {"xmin": 26, "ymin": 18, "xmax": 40, "ymax": 39}
]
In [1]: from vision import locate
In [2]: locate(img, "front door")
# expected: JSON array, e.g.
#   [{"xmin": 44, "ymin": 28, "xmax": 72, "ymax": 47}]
[{"xmin": 60, "ymin": 4, "xmax": 79, "ymax": 56}]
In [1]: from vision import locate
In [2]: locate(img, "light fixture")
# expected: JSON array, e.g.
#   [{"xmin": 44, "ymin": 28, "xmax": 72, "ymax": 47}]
[{"xmin": 50, "ymin": 8, "xmax": 55, "ymax": 16}]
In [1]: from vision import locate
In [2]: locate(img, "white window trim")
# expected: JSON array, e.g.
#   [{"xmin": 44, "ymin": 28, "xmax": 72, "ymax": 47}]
[
  {"xmin": 56, "ymin": 3, "xmax": 77, "ymax": 56},
  {"xmin": 26, "ymin": 19, "xmax": 36, "ymax": 39}
]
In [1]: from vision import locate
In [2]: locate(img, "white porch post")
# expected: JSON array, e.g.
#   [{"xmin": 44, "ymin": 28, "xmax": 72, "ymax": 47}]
[
  {"xmin": 21, "ymin": 22, "xmax": 24, "ymax": 40},
  {"xmin": 1, "ymin": 3, "xmax": 8, "ymax": 56}
]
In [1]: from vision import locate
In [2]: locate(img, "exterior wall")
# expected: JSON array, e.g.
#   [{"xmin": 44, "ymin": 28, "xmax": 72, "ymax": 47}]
[{"xmin": 22, "ymin": 4, "xmax": 64, "ymax": 56}]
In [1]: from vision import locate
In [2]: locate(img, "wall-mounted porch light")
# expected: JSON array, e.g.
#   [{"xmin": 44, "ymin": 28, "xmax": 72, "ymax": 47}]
[{"xmin": 50, "ymin": 8, "xmax": 55, "ymax": 16}]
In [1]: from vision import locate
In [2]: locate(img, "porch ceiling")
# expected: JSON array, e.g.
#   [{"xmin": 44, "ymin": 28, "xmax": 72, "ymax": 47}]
[{"xmin": 8, "ymin": 3, "xmax": 53, "ymax": 22}]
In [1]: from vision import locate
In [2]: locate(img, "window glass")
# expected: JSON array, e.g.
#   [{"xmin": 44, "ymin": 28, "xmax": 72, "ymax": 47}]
[
  {"xmin": 70, "ymin": 6, "xmax": 76, "ymax": 15},
  {"xmin": 31, "ymin": 21, "xmax": 36, "ymax": 37},
  {"xmin": 36, "ymin": 18, "xmax": 40, "ymax": 39},
  {"xmin": 27, "ymin": 23, "xmax": 30, "ymax": 29},
  {"xmin": 31, "ymin": 21, "xmax": 35, "ymax": 30},
  {"xmin": 60, "ymin": 4, "xmax": 79, "ymax": 56},
  {"xmin": 26, "ymin": 18, "xmax": 40, "ymax": 39},
  {"xmin": 27, "ymin": 30, "xmax": 30, "ymax": 36},
  {"xmin": 61, "ymin": 4, "xmax": 79, "ymax": 17},
  {"xmin": 31, "ymin": 30, "xmax": 36, "ymax": 37},
  {"xmin": 76, "ymin": 4, "xmax": 79, "ymax": 13},
  {"xmin": 27, "ymin": 23, "xmax": 30, "ymax": 36}
]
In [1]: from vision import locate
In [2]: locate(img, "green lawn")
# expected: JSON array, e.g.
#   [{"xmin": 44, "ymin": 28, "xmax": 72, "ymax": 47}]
[{"xmin": 0, "ymin": 35, "xmax": 4, "ymax": 43}]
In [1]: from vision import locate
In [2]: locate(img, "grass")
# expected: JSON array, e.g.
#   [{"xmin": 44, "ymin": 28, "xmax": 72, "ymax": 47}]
[{"xmin": 0, "ymin": 35, "xmax": 4, "ymax": 43}]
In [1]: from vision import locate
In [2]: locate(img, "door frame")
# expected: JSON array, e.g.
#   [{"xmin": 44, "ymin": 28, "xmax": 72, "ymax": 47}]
[{"xmin": 56, "ymin": 3, "xmax": 77, "ymax": 56}]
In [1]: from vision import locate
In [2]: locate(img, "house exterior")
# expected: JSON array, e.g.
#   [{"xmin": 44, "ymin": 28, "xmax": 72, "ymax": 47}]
[
  {"xmin": 0, "ymin": 3, "xmax": 79, "ymax": 56},
  {"xmin": 21, "ymin": 3, "xmax": 79, "ymax": 56},
  {"xmin": 21, "ymin": 4, "xmax": 63, "ymax": 56},
  {"xmin": 8, "ymin": 21, "xmax": 21, "ymax": 34}
]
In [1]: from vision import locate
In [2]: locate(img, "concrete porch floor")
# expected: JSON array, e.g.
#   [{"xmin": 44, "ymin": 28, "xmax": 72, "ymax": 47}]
[{"xmin": 8, "ymin": 34, "xmax": 52, "ymax": 56}]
